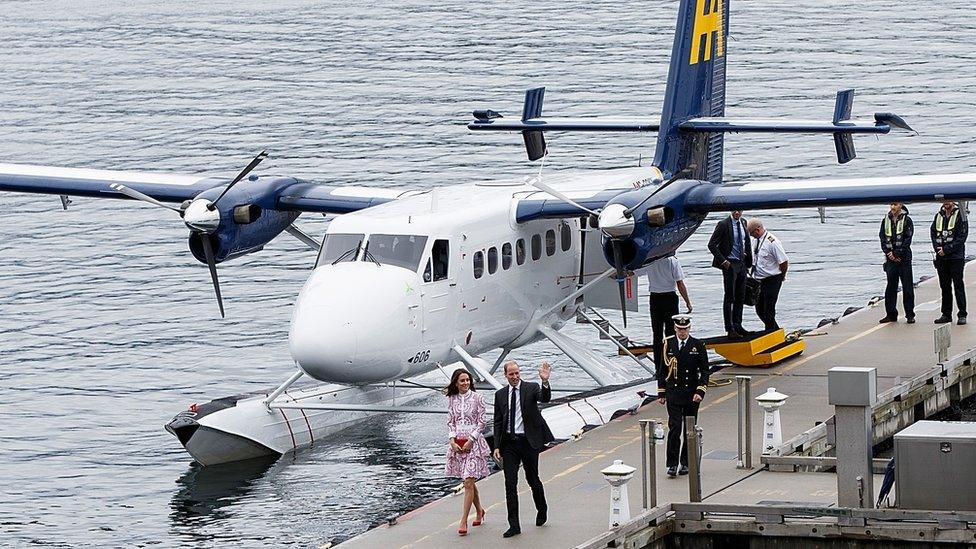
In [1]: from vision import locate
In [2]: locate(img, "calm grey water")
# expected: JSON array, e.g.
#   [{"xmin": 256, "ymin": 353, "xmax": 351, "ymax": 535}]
[{"xmin": 0, "ymin": 1, "xmax": 974, "ymax": 546}]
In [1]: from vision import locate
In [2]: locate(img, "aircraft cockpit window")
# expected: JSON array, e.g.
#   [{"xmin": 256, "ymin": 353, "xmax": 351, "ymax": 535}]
[
  {"xmin": 560, "ymin": 222, "xmax": 572, "ymax": 252},
  {"xmin": 425, "ymin": 239, "xmax": 449, "ymax": 282},
  {"xmin": 501, "ymin": 243, "xmax": 512, "ymax": 270},
  {"xmin": 316, "ymin": 233, "xmax": 364, "ymax": 267},
  {"xmin": 473, "ymin": 251, "xmax": 484, "ymax": 279},
  {"xmin": 364, "ymin": 234, "xmax": 428, "ymax": 271},
  {"xmin": 515, "ymin": 239, "xmax": 526, "ymax": 265},
  {"xmin": 487, "ymin": 246, "xmax": 498, "ymax": 274},
  {"xmin": 545, "ymin": 229, "xmax": 556, "ymax": 256}
]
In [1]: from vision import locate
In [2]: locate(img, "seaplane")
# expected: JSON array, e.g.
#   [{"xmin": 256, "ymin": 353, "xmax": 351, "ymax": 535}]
[{"xmin": 3, "ymin": 0, "xmax": 976, "ymax": 466}]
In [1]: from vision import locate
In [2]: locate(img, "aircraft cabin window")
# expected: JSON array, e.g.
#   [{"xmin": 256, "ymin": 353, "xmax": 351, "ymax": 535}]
[
  {"xmin": 531, "ymin": 234, "xmax": 542, "ymax": 261},
  {"xmin": 516, "ymin": 239, "xmax": 526, "ymax": 265},
  {"xmin": 545, "ymin": 229, "xmax": 556, "ymax": 256},
  {"xmin": 364, "ymin": 234, "xmax": 428, "ymax": 271},
  {"xmin": 316, "ymin": 233, "xmax": 364, "ymax": 267},
  {"xmin": 430, "ymin": 239, "xmax": 449, "ymax": 281},
  {"xmin": 501, "ymin": 242, "xmax": 512, "ymax": 270},
  {"xmin": 487, "ymin": 246, "xmax": 498, "ymax": 274},
  {"xmin": 473, "ymin": 251, "xmax": 484, "ymax": 279},
  {"xmin": 560, "ymin": 222, "xmax": 572, "ymax": 252}
]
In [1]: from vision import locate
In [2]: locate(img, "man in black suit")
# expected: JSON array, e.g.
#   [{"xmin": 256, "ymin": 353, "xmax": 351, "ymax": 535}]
[
  {"xmin": 657, "ymin": 314, "xmax": 710, "ymax": 477},
  {"xmin": 707, "ymin": 210, "xmax": 752, "ymax": 338},
  {"xmin": 493, "ymin": 361, "xmax": 554, "ymax": 538}
]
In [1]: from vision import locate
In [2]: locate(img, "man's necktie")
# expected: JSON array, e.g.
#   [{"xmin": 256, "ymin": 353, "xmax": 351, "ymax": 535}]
[{"xmin": 509, "ymin": 387, "xmax": 517, "ymax": 434}]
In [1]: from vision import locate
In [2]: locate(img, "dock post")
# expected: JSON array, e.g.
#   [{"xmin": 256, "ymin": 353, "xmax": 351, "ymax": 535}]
[
  {"xmin": 828, "ymin": 367, "xmax": 877, "ymax": 509},
  {"xmin": 736, "ymin": 376, "xmax": 753, "ymax": 469},
  {"xmin": 686, "ymin": 416, "xmax": 702, "ymax": 502},
  {"xmin": 601, "ymin": 460, "xmax": 637, "ymax": 529},
  {"xmin": 638, "ymin": 419, "xmax": 658, "ymax": 509}
]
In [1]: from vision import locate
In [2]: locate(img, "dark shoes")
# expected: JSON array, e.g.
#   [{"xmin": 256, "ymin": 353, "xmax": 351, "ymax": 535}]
[
  {"xmin": 503, "ymin": 528, "xmax": 521, "ymax": 538},
  {"xmin": 879, "ymin": 316, "xmax": 896, "ymax": 324},
  {"xmin": 678, "ymin": 465, "xmax": 689, "ymax": 476},
  {"xmin": 907, "ymin": 317, "xmax": 916, "ymax": 324},
  {"xmin": 536, "ymin": 509, "xmax": 547, "ymax": 526},
  {"xmin": 935, "ymin": 316, "xmax": 952, "ymax": 324},
  {"xmin": 959, "ymin": 316, "xmax": 968, "ymax": 326},
  {"xmin": 666, "ymin": 466, "xmax": 677, "ymax": 477}
]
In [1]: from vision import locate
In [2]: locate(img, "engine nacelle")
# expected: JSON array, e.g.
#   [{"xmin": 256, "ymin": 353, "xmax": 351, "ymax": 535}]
[
  {"xmin": 601, "ymin": 179, "xmax": 710, "ymax": 270},
  {"xmin": 187, "ymin": 176, "xmax": 302, "ymax": 264}
]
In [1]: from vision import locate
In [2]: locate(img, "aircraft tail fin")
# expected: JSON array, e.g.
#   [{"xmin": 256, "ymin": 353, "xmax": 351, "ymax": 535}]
[{"xmin": 653, "ymin": 0, "xmax": 730, "ymax": 183}]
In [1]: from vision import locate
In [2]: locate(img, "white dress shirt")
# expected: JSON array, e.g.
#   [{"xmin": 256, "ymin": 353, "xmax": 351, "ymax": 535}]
[
  {"xmin": 753, "ymin": 231, "xmax": 788, "ymax": 279},
  {"xmin": 508, "ymin": 383, "xmax": 524, "ymax": 435},
  {"xmin": 638, "ymin": 256, "xmax": 685, "ymax": 293}
]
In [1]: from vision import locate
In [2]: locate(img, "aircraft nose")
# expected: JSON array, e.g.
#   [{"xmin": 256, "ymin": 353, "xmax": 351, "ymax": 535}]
[{"xmin": 289, "ymin": 263, "xmax": 423, "ymax": 384}]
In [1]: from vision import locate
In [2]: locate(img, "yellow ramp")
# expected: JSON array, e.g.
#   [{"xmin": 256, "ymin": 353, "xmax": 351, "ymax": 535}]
[{"xmin": 622, "ymin": 329, "xmax": 805, "ymax": 368}]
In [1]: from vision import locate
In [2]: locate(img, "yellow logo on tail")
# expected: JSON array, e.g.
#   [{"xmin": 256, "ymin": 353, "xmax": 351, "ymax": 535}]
[{"xmin": 689, "ymin": 0, "xmax": 724, "ymax": 65}]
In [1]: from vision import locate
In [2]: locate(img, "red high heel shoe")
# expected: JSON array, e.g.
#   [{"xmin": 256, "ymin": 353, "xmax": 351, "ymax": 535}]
[
  {"xmin": 458, "ymin": 525, "xmax": 468, "ymax": 536},
  {"xmin": 472, "ymin": 509, "xmax": 486, "ymax": 526}
]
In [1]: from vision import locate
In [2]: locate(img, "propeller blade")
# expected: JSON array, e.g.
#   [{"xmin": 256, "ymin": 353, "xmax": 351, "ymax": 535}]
[
  {"xmin": 526, "ymin": 176, "xmax": 600, "ymax": 216},
  {"xmin": 210, "ymin": 150, "xmax": 269, "ymax": 208},
  {"xmin": 199, "ymin": 235, "xmax": 226, "ymax": 318},
  {"xmin": 623, "ymin": 164, "xmax": 696, "ymax": 217},
  {"xmin": 611, "ymin": 240, "xmax": 628, "ymax": 328},
  {"xmin": 109, "ymin": 183, "xmax": 183, "ymax": 213}
]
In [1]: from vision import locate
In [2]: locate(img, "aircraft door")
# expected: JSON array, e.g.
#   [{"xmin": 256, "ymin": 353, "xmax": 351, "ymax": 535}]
[{"xmin": 421, "ymin": 239, "xmax": 455, "ymax": 345}]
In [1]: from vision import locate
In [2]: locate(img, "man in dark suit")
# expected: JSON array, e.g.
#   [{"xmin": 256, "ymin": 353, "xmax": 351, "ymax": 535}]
[
  {"xmin": 707, "ymin": 210, "xmax": 753, "ymax": 338},
  {"xmin": 493, "ymin": 361, "xmax": 554, "ymax": 538},
  {"xmin": 657, "ymin": 314, "xmax": 710, "ymax": 477}
]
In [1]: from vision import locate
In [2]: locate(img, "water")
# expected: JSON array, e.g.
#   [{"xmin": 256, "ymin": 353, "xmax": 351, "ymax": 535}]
[{"xmin": 0, "ymin": 1, "xmax": 973, "ymax": 546}]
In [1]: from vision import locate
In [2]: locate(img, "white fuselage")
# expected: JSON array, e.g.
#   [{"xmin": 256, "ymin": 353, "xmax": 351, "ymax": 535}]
[{"xmin": 288, "ymin": 167, "xmax": 656, "ymax": 384}]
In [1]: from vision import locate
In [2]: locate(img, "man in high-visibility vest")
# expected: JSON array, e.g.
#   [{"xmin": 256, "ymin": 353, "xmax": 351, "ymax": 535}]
[
  {"xmin": 931, "ymin": 201, "xmax": 968, "ymax": 325},
  {"xmin": 879, "ymin": 203, "xmax": 915, "ymax": 324}
]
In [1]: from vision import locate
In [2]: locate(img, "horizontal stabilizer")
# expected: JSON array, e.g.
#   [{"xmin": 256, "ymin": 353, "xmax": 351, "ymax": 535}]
[
  {"xmin": 469, "ymin": 117, "xmax": 661, "ymax": 133},
  {"xmin": 677, "ymin": 117, "xmax": 888, "ymax": 134}
]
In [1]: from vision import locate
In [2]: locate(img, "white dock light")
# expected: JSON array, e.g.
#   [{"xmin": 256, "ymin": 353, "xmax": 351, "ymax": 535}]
[
  {"xmin": 756, "ymin": 388, "xmax": 789, "ymax": 454},
  {"xmin": 601, "ymin": 459, "xmax": 637, "ymax": 528}
]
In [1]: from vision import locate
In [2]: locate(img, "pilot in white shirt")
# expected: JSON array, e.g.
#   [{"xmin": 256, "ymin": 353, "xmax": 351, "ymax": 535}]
[{"xmin": 747, "ymin": 219, "xmax": 789, "ymax": 331}]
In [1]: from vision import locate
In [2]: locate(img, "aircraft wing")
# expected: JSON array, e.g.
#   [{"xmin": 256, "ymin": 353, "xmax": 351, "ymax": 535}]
[
  {"xmin": 0, "ymin": 163, "xmax": 222, "ymax": 203},
  {"xmin": 685, "ymin": 173, "xmax": 976, "ymax": 212},
  {"xmin": 0, "ymin": 162, "xmax": 414, "ymax": 214}
]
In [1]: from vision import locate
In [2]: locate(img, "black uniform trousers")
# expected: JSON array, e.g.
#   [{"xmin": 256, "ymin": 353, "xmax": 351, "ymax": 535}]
[
  {"xmin": 665, "ymin": 397, "xmax": 700, "ymax": 467},
  {"xmin": 884, "ymin": 260, "xmax": 915, "ymax": 319},
  {"xmin": 756, "ymin": 273, "xmax": 784, "ymax": 331},
  {"xmin": 935, "ymin": 258, "xmax": 967, "ymax": 318},
  {"xmin": 721, "ymin": 260, "xmax": 747, "ymax": 333},
  {"xmin": 501, "ymin": 434, "xmax": 546, "ymax": 529},
  {"xmin": 649, "ymin": 292, "xmax": 678, "ymax": 369}
]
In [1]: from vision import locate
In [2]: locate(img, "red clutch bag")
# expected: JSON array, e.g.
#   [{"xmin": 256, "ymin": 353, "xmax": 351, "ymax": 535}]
[{"xmin": 454, "ymin": 437, "xmax": 469, "ymax": 448}]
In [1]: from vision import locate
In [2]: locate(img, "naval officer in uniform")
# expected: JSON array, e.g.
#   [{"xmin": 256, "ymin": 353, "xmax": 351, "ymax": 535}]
[{"xmin": 656, "ymin": 314, "xmax": 710, "ymax": 477}]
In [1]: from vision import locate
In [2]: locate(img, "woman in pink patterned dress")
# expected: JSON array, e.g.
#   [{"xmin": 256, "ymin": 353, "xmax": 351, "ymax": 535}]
[{"xmin": 445, "ymin": 368, "xmax": 489, "ymax": 536}]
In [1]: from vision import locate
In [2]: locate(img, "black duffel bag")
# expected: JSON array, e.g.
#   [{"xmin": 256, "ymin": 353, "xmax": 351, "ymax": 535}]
[{"xmin": 744, "ymin": 275, "xmax": 761, "ymax": 306}]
